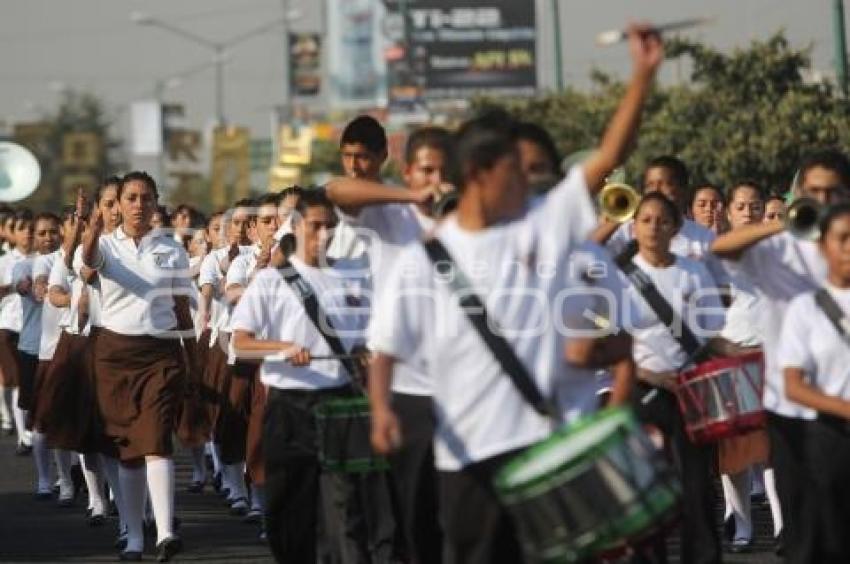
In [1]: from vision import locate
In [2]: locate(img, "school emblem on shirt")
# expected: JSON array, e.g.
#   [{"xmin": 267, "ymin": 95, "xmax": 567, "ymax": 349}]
[{"xmin": 153, "ymin": 251, "xmax": 171, "ymax": 267}]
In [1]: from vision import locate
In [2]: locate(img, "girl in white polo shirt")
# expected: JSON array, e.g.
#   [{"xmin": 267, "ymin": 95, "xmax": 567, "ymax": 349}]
[
  {"xmin": 779, "ymin": 203, "xmax": 850, "ymax": 563},
  {"xmin": 81, "ymin": 171, "xmax": 194, "ymax": 562}
]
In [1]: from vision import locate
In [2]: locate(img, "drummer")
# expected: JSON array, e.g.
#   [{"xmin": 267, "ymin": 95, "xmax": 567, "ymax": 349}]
[
  {"xmin": 619, "ymin": 192, "xmax": 729, "ymax": 564},
  {"xmin": 779, "ymin": 203, "xmax": 850, "ymax": 562},
  {"xmin": 230, "ymin": 189, "xmax": 371, "ymax": 563},
  {"xmin": 368, "ymin": 25, "xmax": 662, "ymax": 562},
  {"xmin": 711, "ymin": 149, "xmax": 850, "ymax": 563}
]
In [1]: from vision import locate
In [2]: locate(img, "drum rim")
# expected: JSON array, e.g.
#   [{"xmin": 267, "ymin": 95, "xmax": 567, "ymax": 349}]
[
  {"xmin": 678, "ymin": 351, "xmax": 764, "ymax": 382},
  {"xmin": 494, "ymin": 407, "xmax": 634, "ymax": 493}
]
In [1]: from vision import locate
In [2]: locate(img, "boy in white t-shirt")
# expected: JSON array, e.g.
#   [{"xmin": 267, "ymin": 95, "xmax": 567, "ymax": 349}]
[{"xmin": 368, "ymin": 25, "xmax": 663, "ymax": 563}]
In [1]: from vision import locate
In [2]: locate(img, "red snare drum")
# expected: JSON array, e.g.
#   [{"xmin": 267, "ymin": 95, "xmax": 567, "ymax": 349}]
[{"xmin": 675, "ymin": 351, "xmax": 765, "ymax": 444}]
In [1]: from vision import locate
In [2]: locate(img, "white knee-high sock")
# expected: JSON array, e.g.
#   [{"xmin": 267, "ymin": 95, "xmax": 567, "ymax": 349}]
[
  {"xmin": 100, "ymin": 455, "xmax": 126, "ymax": 533},
  {"xmin": 208, "ymin": 441, "xmax": 223, "ymax": 475},
  {"xmin": 224, "ymin": 463, "xmax": 247, "ymax": 501},
  {"xmin": 250, "ymin": 484, "xmax": 265, "ymax": 511},
  {"xmin": 80, "ymin": 453, "xmax": 106, "ymax": 515},
  {"xmin": 0, "ymin": 385, "xmax": 12, "ymax": 428},
  {"xmin": 190, "ymin": 445, "xmax": 207, "ymax": 483},
  {"xmin": 11, "ymin": 388, "xmax": 30, "ymax": 446},
  {"xmin": 31, "ymin": 431, "xmax": 53, "ymax": 493},
  {"xmin": 118, "ymin": 465, "xmax": 146, "ymax": 552},
  {"xmin": 145, "ymin": 458, "xmax": 175, "ymax": 544},
  {"xmin": 722, "ymin": 470, "xmax": 753, "ymax": 540},
  {"xmin": 54, "ymin": 449, "xmax": 74, "ymax": 499},
  {"xmin": 764, "ymin": 467, "xmax": 783, "ymax": 536}
]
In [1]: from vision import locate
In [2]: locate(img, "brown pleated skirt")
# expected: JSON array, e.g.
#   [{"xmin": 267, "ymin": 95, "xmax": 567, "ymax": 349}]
[
  {"xmin": 33, "ymin": 332, "xmax": 97, "ymax": 450},
  {"xmin": 29, "ymin": 359, "xmax": 51, "ymax": 430},
  {"xmin": 176, "ymin": 334, "xmax": 212, "ymax": 448},
  {"xmin": 245, "ymin": 371, "xmax": 266, "ymax": 485},
  {"xmin": 718, "ymin": 429, "xmax": 770, "ymax": 475},
  {"xmin": 202, "ymin": 332, "xmax": 230, "ymax": 432},
  {"xmin": 215, "ymin": 360, "xmax": 256, "ymax": 464},
  {"xmin": 93, "ymin": 328, "xmax": 186, "ymax": 461},
  {"xmin": 0, "ymin": 329, "xmax": 20, "ymax": 387}
]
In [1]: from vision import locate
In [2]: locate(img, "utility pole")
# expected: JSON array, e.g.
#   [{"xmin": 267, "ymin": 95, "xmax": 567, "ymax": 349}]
[
  {"xmin": 552, "ymin": 0, "xmax": 564, "ymax": 91},
  {"xmin": 835, "ymin": 0, "xmax": 848, "ymax": 96}
]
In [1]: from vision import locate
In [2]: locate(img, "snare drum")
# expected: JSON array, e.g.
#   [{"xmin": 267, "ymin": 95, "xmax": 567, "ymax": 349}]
[
  {"xmin": 495, "ymin": 407, "xmax": 681, "ymax": 563},
  {"xmin": 314, "ymin": 396, "xmax": 389, "ymax": 473},
  {"xmin": 675, "ymin": 351, "xmax": 765, "ymax": 444}
]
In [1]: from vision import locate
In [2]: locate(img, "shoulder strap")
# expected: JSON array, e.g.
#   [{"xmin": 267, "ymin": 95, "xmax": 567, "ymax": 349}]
[
  {"xmin": 814, "ymin": 288, "xmax": 850, "ymax": 344},
  {"xmin": 422, "ymin": 238, "xmax": 559, "ymax": 421},
  {"xmin": 277, "ymin": 261, "xmax": 362, "ymax": 387},
  {"xmin": 617, "ymin": 259, "xmax": 704, "ymax": 360}
]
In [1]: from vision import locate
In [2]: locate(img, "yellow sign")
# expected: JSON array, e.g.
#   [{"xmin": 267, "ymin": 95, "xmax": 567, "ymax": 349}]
[
  {"xmin": 210, "ymin": 126, "xmax": 251, "ymax": 209},
  {"xmin": 278, "ymin": 125, "xmax": 313, "ymax": 166},
  {"xmin": 62, "ymin": 132, "xmax": 101, "ymax": 168}
]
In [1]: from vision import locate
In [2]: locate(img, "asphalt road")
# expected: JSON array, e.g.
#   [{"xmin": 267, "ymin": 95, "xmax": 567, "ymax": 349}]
[{"xmin": 0, "ymin": 432, "xmax": 782, "ymax": 563}]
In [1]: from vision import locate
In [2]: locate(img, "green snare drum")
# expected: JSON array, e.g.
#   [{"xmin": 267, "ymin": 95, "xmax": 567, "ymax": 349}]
[
  {"xmin": 495, "ymin": 407, "xmax": 681, "ymax": 563},
  {"xmin": 314, "ymin": 396, "xmax": 389, "ymax": 474}
]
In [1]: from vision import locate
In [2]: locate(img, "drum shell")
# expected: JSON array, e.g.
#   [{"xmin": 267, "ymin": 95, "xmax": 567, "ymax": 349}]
[
  {"xmin": 495, "ymin": 408, "xmax": 682, "ymax": 563},
  {"xmin": 676, "ymin": 352, "xmax": 765, "ymax": 444},
  {"xmin": 315, "ymin": 396, "xmax": 389, "ymax": 473}
]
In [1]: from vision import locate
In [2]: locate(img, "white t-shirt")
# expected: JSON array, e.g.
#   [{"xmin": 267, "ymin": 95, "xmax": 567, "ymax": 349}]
[
  {"xmin": 230, "ymin": 256, "xmax": 370, "ymax": 390},
  {"xmin": 90, "ymin": 227, "xmax": 191, "ymax": 336},
  {"xmin": 33, "ymin": 250, "xmax": 63, "ymax": 360},
  {"xmin": 198, "ymin": 245, "xmax": 253, "ymax": 345},
  {"xmin": 347, "ymin": 203, "xmax": 435, "ymax": 396},
  {"xmin": 369, "ymin": 166, "xmax": 597, "ymax": 471},
  {"xmin": 624, "ymin": 254, "xmax": 725, "ymax": 373},
  {"xmin": 779, "ymin": 286, "xmax": 850, "ymax": 403},
  {"xmin": 12, "ymin": 255, "xmax": 44, "ymax": 355},
  {"xmin": 0, "ymin": 248, "xmax": 29, "ymax": 332},
  {"xmin": 734, "ymin": 232, "xmax": 825, "ymax": 419},
  {"xmin": 720, "ymin": 272, "xmax": 762, "ymax": 347}
]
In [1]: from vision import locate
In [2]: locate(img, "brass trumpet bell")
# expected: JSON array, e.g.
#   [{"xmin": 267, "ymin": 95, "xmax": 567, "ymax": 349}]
[
  {"xmin": 598, "ymin": 182, "xmax": 640, "ymax": 223},
  {"xmin": 785, "ymin": 197, "xmax": 822, "ymax": 240}
]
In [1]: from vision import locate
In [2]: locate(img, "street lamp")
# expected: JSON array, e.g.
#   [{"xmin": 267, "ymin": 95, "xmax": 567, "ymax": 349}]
[{"xmin": 131, "ymin": 9, "xmax": 302, "ymax": 125}]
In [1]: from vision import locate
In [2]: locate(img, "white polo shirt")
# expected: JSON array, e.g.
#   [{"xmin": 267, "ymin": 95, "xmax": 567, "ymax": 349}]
[
  {"xmin": 0, "ymin": 248, "xmax": 29, "ymax": 332},
  {"xmin": 90, "ymin": 226, "xmax": 191, "ymax": 336},
  {"xmin": 12, "ymin": 254, "xmax": 44, "ymax": 355},
  {"xmin": 47, "ymin": 254, "xmax": 86, "ymax": 337},
  {"xmin": 624, "ymin": 254, "xmax": 725, "ymax": 373},
  {"xmin": 72, "ymin": 245, "xmax": 103, "ymax": 328},
  {"xmin": 734, "ymin": 232, "xmax": 825, "ymax": 420},
  {"xmin": 230, "ymin": 256, "xmax": 370, "ymax": 390},
  {"xmin": 199, "ymin": 244, "xmax": 255, "ymax": 341},
  {"xmin": 369, "ymin": 166, "xmax": 596, "ymax": 471},
  {"xmin": 33, "ymin": 250, "xmax": 63, "ymax": 360},
  {"xmin": 779, "ymin": 286, "xmax": 850, "ymax": 402},
  {"xmin": 345, "ymin": 203, "xmax": 435, "ymax": 396}
]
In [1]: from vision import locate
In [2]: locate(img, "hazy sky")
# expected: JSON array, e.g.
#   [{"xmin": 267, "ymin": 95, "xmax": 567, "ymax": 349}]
[{"xmin": 0, "ymin": 0, "xmax": 840, "ymax": 142}]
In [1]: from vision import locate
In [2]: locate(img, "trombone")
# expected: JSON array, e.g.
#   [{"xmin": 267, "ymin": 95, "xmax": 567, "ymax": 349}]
[
  {"xmin": 598, "ymin": 182, "xmax": 640, "ymax": 223},
  {"xmin": 785, "ymin": 197, "xmax": 822, "ymax": 240}
]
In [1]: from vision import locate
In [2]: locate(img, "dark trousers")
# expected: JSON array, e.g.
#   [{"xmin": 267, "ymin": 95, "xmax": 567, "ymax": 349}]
[
  {"xmin": 767, "ymin": 412, "xmax": 815, "ymax": 564},
  {"xmin": 389, "ymin": 393, "xmax": 442, "ymax": 564},
  {"xmin": 808, "ymin": 415, "xmax": 850, "ymax": 563},
  {"xmin": 16, "ymin": 351, "xmax": 38, "ymax": 413},
  {"xmin": 439, "ymin": 450, "xmax": 524, "ymax": 564},
  {"xmin": 630, "ymin": 382, "xmax": 720, "ymax": 564}
]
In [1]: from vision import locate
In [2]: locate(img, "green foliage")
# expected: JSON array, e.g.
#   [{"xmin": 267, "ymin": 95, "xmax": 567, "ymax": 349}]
[{"xmin": 474, "ymin": 32, "xmax": 850, "ymax": 193}]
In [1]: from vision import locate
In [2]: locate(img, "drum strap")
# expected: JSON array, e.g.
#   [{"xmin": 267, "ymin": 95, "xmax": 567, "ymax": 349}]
[
  {"xmin": 276, "ymin": 260, "xmax": 364, "ymax": 389},
  {"xmin": 814, "ymin": 288, "xmax": 850, "ymax": 344},
  {"xmin": 422, "ymin": 238, "xmax": 561, "ymax": 422},
  {"xmin": 617, "ymin": 260, "xmax": 703, "ymax": 361}
]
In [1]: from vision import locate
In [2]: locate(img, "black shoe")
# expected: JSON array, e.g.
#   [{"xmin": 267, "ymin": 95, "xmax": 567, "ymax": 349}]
[
  {"xmin": 119, "ymin": 550, "xmax": 142, "ymax": 561},
  {"xmin": 34, "ymin": 491, "xmax": 53, "ymax": 501},
  {"xmin": 114, "ymin": 534, "xmax": 128, "ymax": 551},
  {"xmin": 229, "ymin": 497, "xmax": 249, "ymax": 516},
  {"xmin": 156, "ymin": 536, "xmax": 183, "ymax": 562},
  {"xmin": 722, "ymin": 516, "xmax": 735, "ymax": 542},
  {"xmin": 16, "ymin": 443, "xmax": 32, "ymax": 456},
  {"xmin": 774, "ymin": 531, "xmax": 784, "ymax": 556},
  {"xmin": 186, "ymin": 480, "xmax": 204, "ymax": 494}
]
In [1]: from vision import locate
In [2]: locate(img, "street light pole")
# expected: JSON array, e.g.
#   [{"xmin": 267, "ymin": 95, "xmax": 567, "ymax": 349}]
[
  {"xmin": 834, "ymin": 0, "xmax": 848, "ymax": 97},
  {"xmin": 552, "ymin": 0, "xmax": 564, "ymax": 91}
]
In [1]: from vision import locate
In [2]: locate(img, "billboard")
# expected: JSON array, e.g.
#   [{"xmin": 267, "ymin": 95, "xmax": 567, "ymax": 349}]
[{"xmin": 400, "ymin": 1, "xmax": 537, "ymax": 99}]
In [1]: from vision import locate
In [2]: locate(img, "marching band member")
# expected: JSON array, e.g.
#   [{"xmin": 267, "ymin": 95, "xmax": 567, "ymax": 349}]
[
  {"xmin": 81, "ymin": 171, "xmax": 193, "ymax": 561},
  {"xmin": 712, "ymin": 149, "xmax": 850, "ymax": 564},
  {"xmin": 231, "ymin": 190, "xmax": 372, "ymax": 562},
  {"xmin": 368, "ymin": 26, "xmax": 662, "ymax": 563},
  {"xmin": 779, "ymin": 203, "xmax": 850, "ymax": 562}
]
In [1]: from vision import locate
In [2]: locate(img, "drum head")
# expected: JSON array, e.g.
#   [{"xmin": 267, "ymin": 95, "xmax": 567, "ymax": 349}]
[{"xmin": 496, "ymin": 408, "xmax": 633, "ymax": 493}]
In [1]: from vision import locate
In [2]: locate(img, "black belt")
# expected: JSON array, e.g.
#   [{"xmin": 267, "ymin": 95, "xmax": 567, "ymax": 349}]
[{"xmin": 817, "ymin": 412, "xmax": 850, "ymax": 435}]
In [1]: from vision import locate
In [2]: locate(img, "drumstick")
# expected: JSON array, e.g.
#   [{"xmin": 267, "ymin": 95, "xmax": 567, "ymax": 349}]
[
  {"xmin": 310, "ymin": 354, "xmax": 364, "ymax": 361},
  {"xmin": 596, "ymin": 17, "xmax": 714, "ymax": 46}
]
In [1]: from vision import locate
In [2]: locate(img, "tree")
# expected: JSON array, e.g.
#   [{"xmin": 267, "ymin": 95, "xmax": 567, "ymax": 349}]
[{"xmin": 474, "ymin": 32, "xmax": 850, "ymax": 194}]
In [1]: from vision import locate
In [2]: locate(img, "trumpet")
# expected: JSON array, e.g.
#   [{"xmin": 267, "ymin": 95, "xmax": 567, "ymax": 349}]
[
  {"xmin": 785, "ymin": 197, "xmax": 822, "ymax": 240},
  {"xmin": 598, "ymin": 182, "xmax": 640, "ymax": 223}
]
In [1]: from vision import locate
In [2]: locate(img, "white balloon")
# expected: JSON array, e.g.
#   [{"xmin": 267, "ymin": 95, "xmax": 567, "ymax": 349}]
[{"xmin": 0, "ymin": 142, "xmax": 41, "ymax": 202}]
